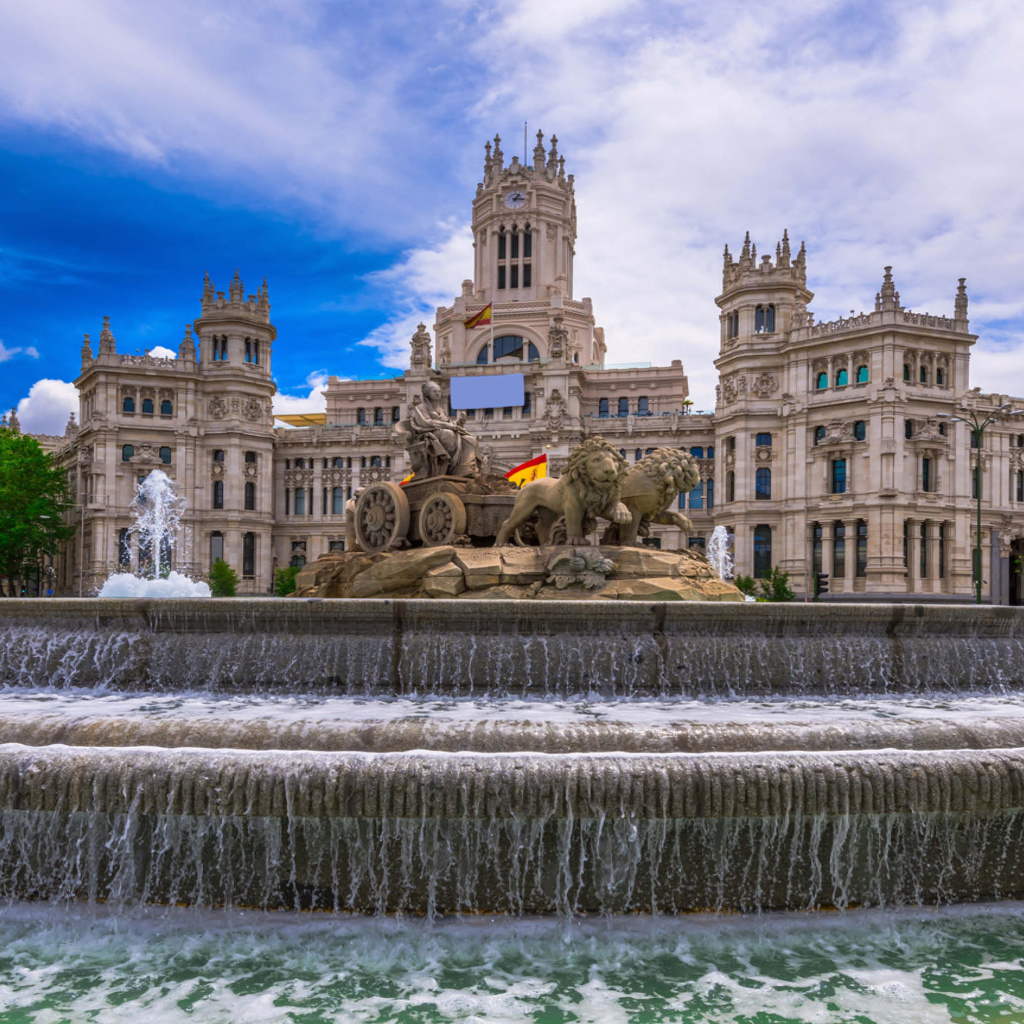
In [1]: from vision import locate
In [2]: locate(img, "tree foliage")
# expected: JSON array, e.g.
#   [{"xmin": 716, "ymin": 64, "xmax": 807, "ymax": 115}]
[
  {"xmin": 0, "ymin": 428, "xmax": 75, "ymax": 595},
  {"xmin": 208, "ymin": 558, "xmax": 239, "ymax": 597},
  {"xmin": 732, "ymin": 567, "xmax": 795, "ymax": 602},
  {"xmin": 274, "ymin": 565, "xmax": 300, "ymax": 596}
]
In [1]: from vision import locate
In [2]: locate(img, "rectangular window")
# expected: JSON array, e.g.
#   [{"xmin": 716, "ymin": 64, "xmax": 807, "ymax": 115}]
[
  {"xmin": 523, "ymin": 263, "xmax": 531, "ymax": 287},
  {"xmin": 524, "ymin": 230, "xmax": 532, "ymax": 258},
  {"xmin": 618, "ymin": 397, "xmax": 629, "ymax": 417},
  {"xmin": 329, "ymin": 540, "xmax": 345, "ymax": 552},
  {"xmin": 972, "ymin": 464, "xmax": 980, "ymax": 499},
  {"xmin": 503, "ymin": 406, "xmax": 513, "ymax": 418},
  {"xmin": 323, "ymin": 487, "xmax": 328, "ymax": 514},
  {"xmin": 834, "ymin": 522, "xmax": 846, "ymax": 578},
  {"xmin": 1017, "ymin": 471, "xmax": 1023, "ymax": 503},
  {"xmin": 812, "ymin": 522, "xmax": 822, "ymax": 575},
  {"xmin": 920, "ymin": 521, "xmax": 928, "ymax": 578},
  {"xmin": 903, "ymin": 520, "xmax": 909, "ymax": 568},
  {"xmin": 510, "ymin": 265, "xmax": 518, "ymax": 288},
  {"xmin": 285, "ymin": 489, "xmax": 290, "ymax": 516},
  {"xmin": 497, "ymin": 266, "xmax": 506, "ymax": 289},
  {"xmin": 831, "ymin": 459, "xmax": 847, "ymax": 495},
  {"xmin": 332, "ymin": 488, "xmax": 345, "ymax": 514},
  {"xmin": 243, "ymin": 533, "xmax": 255, "ymax": 578},
  {"xmin": 921, "ymin": 457, "xmax": 932, "ymax": 493},
  {"xmin": 498, "ymin": 232, "xmax": 506, "ymax": 260},
  {"xmin": 689, "ymin": 482, "xmax": 703, "ymax": 509},
  {"xmin": 706, "ymin": 478, "xmax": 714, "ymax": 509},
  {"xmin": 753, "ymin": 525, "xmax": 772, "ymax": 579},
  {"xmin": 939, "ymin": 523, "xmax": 946, "ymax": 578},
  {"xmin": 856, "ymin": 520, "xmax": 867, "ymax": 577},
  {"xmin": 511, "ymin": 231, "xmax": 519, "ymax": 259},
  {"xmin": 756, "ymin": 433, "xmax": 772, "ymax": 447},
  {"xmin": 294, "ymin": 487, "xmax": 306, "ymax": 516},
  {"xmin": 599, "ymin": 398, "xmax": 609, "ymax": 418},
  {"xmin": 210, "ymin": 532, "xmax": 224, "ymax": 566},
  {"xmin": 484, "ymin": 408, "xmax": 493, "ymax": 419}
]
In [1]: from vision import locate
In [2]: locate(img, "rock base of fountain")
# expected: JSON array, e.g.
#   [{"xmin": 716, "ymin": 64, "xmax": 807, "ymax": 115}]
[{"xmin": 294, "ymin": 545, "xmax": 743, "ymax": 601}]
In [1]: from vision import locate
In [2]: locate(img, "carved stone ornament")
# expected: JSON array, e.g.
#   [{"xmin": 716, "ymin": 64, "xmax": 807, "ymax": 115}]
[
  {"xmin": 212, "ymin": 462, "xmax": 225, "ymax": 478},
  {"xmin": 546, "ymin": 389, "xmax": 566, "ymax": 433},
  {"xmin": 547, "ymin": 316, "xmax": 568, "ymax": 360},
  {"xmin": 750, "ymin": 372, "xmax": 779, "ymax": 398},
  {"xmin": 209, "ymin": 396, "xmax": 228, "ymax": 419},
  {"xmin": 242, "ymin": 397, "xmax": 264, "ymax": 422},
  {"xmin": 721, "ymin": 375, "xmax": 747, "ymax": 404},
  {"xmin": 244, "ymin": 462, "xmax": 258, "ymax": 478},
  {"xmin": 128, "ymin": 443, "xmax": 163, "ymax": 465},
  {"xmin": 546, "ymin": 549, "xmax": 614, "ymax": 590},
  {"xmin": 546, "ymin": 223, "xmax": 557, "ymax": 240},
  {"xmin": 756, "ymin": 446, "xmax": 772, "ymax": 463},
  {"xmin": 817, "ymin": 419, "xmax": 853, "ymax": 446},
  {"xmin": 78, "ymin": 445, "xmax": 94, "ymax": 465}
]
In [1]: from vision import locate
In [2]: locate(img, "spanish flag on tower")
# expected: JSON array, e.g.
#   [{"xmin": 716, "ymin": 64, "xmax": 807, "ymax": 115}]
[
  {"xmin": 505, "ymin": 453, "xmax": 547, "ymax": 488},
  {"xmin": 463, "ymin": 304, "xmax": 492, "ymax": 329}
]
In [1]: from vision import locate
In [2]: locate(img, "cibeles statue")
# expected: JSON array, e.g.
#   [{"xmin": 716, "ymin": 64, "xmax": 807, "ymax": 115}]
[{"xmin": 395, "ymin": 380, "xmax": 480, "ymax": 479}]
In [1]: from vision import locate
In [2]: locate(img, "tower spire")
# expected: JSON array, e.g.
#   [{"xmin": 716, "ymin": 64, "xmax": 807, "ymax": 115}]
[
  {"xmin": 955, "ymin": 277, "xmax": 969, "ymax": 323},
  {"xmin": 533, "ymin": 129, "xmax": 546, "ymax": 171}
]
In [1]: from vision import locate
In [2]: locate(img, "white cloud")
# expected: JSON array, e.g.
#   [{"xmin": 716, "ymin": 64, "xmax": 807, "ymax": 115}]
[
  {"xmin": 357, "ymin": 222, "xmax": 473, "ymax": 369},
  {"xmin": 16, "ymin": 378, "xmax": 77, "ymax": 434},
  {"xmin": 272, "ymin": 370, "xmax": 329, "ymax": 422},
  {"xmin": 149, "ymin": 345, "xmax": 176, "ymax": 358},
  {"xmin": 0, "ymin": 340, "xmax": 41, "ymax": 363}
]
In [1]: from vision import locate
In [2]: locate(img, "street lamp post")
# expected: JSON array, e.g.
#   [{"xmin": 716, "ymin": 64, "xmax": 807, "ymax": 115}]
[{"xmin": 940, "ymin": 405, "xmax": 1024, "ymax": 604}]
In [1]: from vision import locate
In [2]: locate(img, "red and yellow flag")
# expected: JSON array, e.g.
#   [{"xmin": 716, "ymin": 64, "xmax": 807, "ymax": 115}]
[
  {"xmin": 399, "ymin": 472, "xmax": 414, "ymax": 487},
  {"xmin": 463, "ymin": 304, "xmax": 492, "ymax": 329},
  {"xmin": 505, "ymin": 453, "xmax": 547, "ymax": 488}
]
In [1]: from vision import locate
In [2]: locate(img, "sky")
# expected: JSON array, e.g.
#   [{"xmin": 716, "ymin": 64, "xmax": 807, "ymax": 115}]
[{"xmin": 1, "ymin": 0, "xmax": 1023, "ymax": 434}]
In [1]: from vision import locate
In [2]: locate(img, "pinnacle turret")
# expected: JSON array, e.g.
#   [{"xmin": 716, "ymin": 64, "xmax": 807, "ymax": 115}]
[
  {"xmin": 98, "ymin": 316, "xmax": 116, "ymax": 355},
  {"xmin": 81, "ymin": 333, "xmax": 93, "ymax": 368},
  {"xmin": 955, "ymin": 277, "xmax": 969, "ymax": 322}
]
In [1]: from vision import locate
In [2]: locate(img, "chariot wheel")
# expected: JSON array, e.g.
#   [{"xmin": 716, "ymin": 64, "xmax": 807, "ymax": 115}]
[
  {"xmin": 418, "ymin": 492, "xmax": 467, "ymax": 546},
  {"xmin": 354, "ymin": 482, "xmax": 410, "ymax": 552}
]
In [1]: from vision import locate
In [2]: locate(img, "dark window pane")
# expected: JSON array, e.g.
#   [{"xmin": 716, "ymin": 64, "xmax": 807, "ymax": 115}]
[
  {"xmin": 831, "ymin": 459, "xmax": 847, "ymax": 494},
  {"xmin": 753, "ymin": 525, "xmax": 772, "ymax": 578},
  {"xmin": 755, "ymin": 467, "xmax": 771, "ymax": 499}
]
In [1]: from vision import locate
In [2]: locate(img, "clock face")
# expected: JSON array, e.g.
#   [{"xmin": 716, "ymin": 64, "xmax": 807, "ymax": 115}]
[{"xmin": 503, "ymin": 190, "xmax": 527, "ymax": 209}]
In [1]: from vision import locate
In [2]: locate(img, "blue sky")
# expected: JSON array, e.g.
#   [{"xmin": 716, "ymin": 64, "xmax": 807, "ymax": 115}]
[{"xmin": 2, "ymin": 0, "xmax": 1023, "ymax": 432}]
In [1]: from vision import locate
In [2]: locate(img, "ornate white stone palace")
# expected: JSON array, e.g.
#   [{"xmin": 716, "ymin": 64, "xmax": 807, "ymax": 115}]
[{"xmin": 27, "ymin": 132, "xmax": 1024, "ymax": 602}]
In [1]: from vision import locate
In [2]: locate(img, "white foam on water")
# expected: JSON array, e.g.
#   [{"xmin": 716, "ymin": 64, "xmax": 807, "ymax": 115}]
[
  {"xmin": 1, "ymin": 902, "xmax": 1021, "ymax": 1023},
  {"xmin": 98, "ymin": 571, "xmax": 211, "ymax": 599}
]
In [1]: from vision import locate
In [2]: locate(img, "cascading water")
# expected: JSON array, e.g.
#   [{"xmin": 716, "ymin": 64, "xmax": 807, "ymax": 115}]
[
  {"xmin": 97, "ymin": 469, "xmax": 210, "ymax": 598},
  {"xmin": 707, "ymin": 524, "xmax": 733, "ymax": 581}
]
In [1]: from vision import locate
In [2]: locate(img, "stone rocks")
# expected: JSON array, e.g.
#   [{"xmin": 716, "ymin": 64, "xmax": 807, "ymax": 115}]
[{"xmin": 293, "ymin": 544, "xmax": 743, "ymax": 602}]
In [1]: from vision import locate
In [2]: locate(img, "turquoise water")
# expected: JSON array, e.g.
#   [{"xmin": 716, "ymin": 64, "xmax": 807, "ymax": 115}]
[{"xmin": 1, "ymin": 903, "xmax": 1023, "ymax": 1022}]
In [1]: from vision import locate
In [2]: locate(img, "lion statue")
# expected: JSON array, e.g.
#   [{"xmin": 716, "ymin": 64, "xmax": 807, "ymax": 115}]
[
  {"xmin": 496, "ymin": 437, "xmax": 631, "ymax": 546},
  {"xmin": 602, "ymin": 447, "xmax": 701, "ymax": 546}
]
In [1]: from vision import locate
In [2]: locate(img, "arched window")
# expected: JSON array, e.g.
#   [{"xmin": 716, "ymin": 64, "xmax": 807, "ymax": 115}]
[
  {"xmin": 936, "ymin": 367, "xmax": 945, "ymax": 386},
  {"xmin": 245, "ymin": 451, "xmax": 256, "ymax": 463},
  {"xmin": 159, "ymin": 446, "xmax": 171, "ymax": 464},
  {"xmin": 213, "ymin": 480, "xmax": 224, "ymax": 509},
  {"xmin": 357, "ymin": 408, "xmax": 366, "ymax": 425},
  {"xmin": 373, "ymin": 407, "xmax": 384, "ymax": 426},
  {"xmin": 814, "ymin": 426, "xmax": 826, "ymax": 444},
  {"xmin": 688, "ymin": 481, "xmax": 704, "ymax": 509},
  {"xmin": 487, "ymin": 335, "xmax": 539, "ymax": 362},
  {"xmin": 816, "ymin": 372, "xmax": 828, "ymax": 390},
  {"xmin": 160, "ymin": 399, "xmax": 173, "ymax": 415},
  {"xmin": 244, "ymin": 482, "xmax": 255, "ymax": 510},
  {"xmin": 294, "ymin": 487, "xmax": 306, "ymax": 516},
  {"xmin": 371, "ymin": 455, "xmax": 383, "ymax": 467},
  {"xmin": 856, "ymin": 520, "xmax": 868, "ymax": 577},
  {"xmin": 598, "ymin": 398, "xmax": 609, "ymax": 418},
  {"xmin": 903, "ymin": 363, "xmax": 911, "ymax": 381},
  {"xmin": 690, "ymin": 446, "xmax": 704, "ymax": 458},
  {"xmin": 121, "ymin": 444, "xmax": 134, "ymax": 462},
  {"xmin": 753, "ymin": 525, "xmax": 772, "ymax": 578},
  {"xmin": 836, "ymin": 368, "xmax": 849, "ymax": 387},
  {"xmin": 477, "ymin": 344, "xmax": 490, "ymax": 364},
  {"xmin": 141, "ymin": 398, "xmax": 154, "ymax": 415},
  {"xmin": 831, "ymin": 458, "xmax": 847, "ymax": 494},
  {"xmin": 122, "ymin": 397, "xmax": 135, "ymax": 413},
  {"xmin": 497, "ymin": 228, "xmax": 506, "ymax": 261},
  {"xmin": 618, "ymin": 397, "xmax": 629, "ymax": 417},
  {"xmin": 755, "ymin": 467, "xmax": 771, "ymax": 499},
  {"xmin": 726, "ymin": 471, "xmax": 735, "ymax": 502},
  {"xmin": 635, "ymin": 449, "xmax": 642, "ymax": 462},
  {"xmin": 754, "ymin": 305, "xmax": 775, "ymax": 332},
  {"xmin": 856, "ymin": 365, "xmax": 869, "ymax": 384},
  {"xmin": 213, "ymin": 449, "xmax": 224, "ymax": 462},
  {"xmin": 332, "ymin": 487, "xmax": 345, "ymax": 514},
  {"xmin": 637, "ymin": 396, "xmax": 650, "ymax": 417},
  {"xmin": 854, "ymin": 420, "xmax": 866, "ymax": 441}
]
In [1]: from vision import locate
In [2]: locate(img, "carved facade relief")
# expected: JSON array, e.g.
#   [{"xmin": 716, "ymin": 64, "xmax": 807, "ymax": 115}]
[
  {"xmin": 750, "ymin": 372, "xmax": 779, "ymax": 398},
  {"xmin": 209, "ymin": 396, "xmax": 228, "ymax": 419}
]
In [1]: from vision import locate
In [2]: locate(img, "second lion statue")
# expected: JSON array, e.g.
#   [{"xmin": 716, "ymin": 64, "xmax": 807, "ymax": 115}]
[{"xmin": 496, "ymin": 437, "xmax": 632, "ymax": 546}]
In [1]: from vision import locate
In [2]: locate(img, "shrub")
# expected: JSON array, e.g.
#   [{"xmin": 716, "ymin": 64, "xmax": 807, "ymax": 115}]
[
  {"xmin": 732, "ymin": 574, "xmax": 758, "ymax": 597},
  {"xmin": 274, "ymin": 565, "xmax": 301, "ymax": 596},
  {"xmin": 759, "ymin": 565, "xmax": 795, "ymax": 602},
  {"xmin": 208, "ymin": 558, "xmax": 239, "ymax": 597}
]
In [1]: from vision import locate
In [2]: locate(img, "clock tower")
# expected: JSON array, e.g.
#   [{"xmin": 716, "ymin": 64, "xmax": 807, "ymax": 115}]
[{"xmin": 434, "ymin": 131, "xmax": 605, "ymax": 370}]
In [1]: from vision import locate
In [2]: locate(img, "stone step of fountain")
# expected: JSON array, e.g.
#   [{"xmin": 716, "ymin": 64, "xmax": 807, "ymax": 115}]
[{"xmin": 4, "ymin": 693, "xmax": 1024, "ymax": 754}]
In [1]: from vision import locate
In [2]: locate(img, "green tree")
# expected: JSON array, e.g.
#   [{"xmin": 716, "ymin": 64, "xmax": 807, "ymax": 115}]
[
  {"xmin": 0, "ymin": 428, "xmax": 75, "ymax": 596},
  {"xmin": 208, "ymin": 558, "xmax": 239, "ymax": 597},
  {"xmin": 274, "ymin": 565, "xmax": 301, "ymax": 596},
  {"xmin": 732, "ymin": 573, "xmax": 758, "ymax": 597}
]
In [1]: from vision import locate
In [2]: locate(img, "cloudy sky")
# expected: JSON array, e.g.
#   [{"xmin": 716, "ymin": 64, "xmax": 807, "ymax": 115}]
[{"xmin": 1, "ymin": 0, "xmax": 1022, "ymax": 433}]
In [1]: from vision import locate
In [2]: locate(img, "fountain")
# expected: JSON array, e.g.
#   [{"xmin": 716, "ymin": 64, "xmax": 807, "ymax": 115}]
[
  {"xmin": 98, "ymin": 469, "xmax": 210, "ymax": 598},
  {"xmin": 2, "ymin": 438, "xmax": 1024, "ymax": 921},
  {"xmin": 707, "ymin": 524, "xmax": 733, "ymax": 581}
]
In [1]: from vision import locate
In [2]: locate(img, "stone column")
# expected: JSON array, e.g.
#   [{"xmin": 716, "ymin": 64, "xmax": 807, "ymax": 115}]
[
  {"xmin": 926, "ymin": 520, "xmax": 942, "ymax": 591},
  {"xmin": 821, "ymin": 521, "xmax": 834, "ymax": 588},
  {"xmin": 845, "ymin": 518, "xmax": 859, "ymax": 588},
  {"xmin": 907, "ymin": 517, "xmax": 920, "ymax": 593}
]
